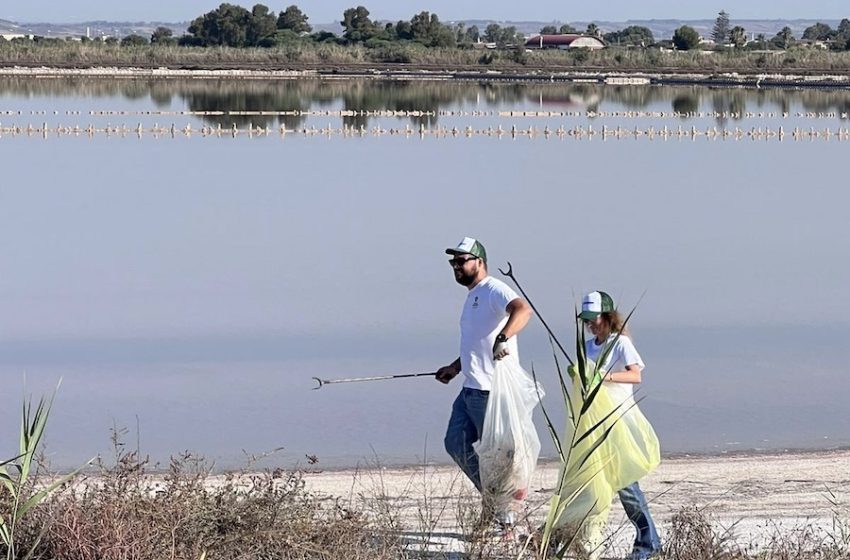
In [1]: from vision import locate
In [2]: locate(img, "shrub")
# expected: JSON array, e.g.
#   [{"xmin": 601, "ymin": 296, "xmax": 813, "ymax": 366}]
[
  {"xmin": 569, "ymin": 47, "xmax": 590, "ymax": 64},
  {"xmin": 673, "ymin": 26, "xmax": 700, "ymax": 50},
  {"xmin": 509, "ymin": 48, "xmax": 529, "ymax": 65},
  {"xmin": 478, "ymin": 51, "xmax": 495, "ymax": 65},
  {"xmin": 120, "ymin": 34, "xmax": 148, "ymax": 47},
  {"xmin": 665, "ymin": 506, "xmax": 731, "ymax": 560},
  {"xmin": 9, "ymin": 441, "xmax": 403, "ymax": 560}
]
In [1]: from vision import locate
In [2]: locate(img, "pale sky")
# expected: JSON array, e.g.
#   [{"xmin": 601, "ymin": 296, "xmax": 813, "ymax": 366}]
[{"xmin": 2, "ymin": 0, "xmax": 848, "ymax": 24}]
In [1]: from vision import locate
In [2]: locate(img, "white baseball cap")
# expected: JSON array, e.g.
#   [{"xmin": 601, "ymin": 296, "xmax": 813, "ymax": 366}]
[
  {"xmin": 445, "ymin": 237, "xmax": 487, "ymax": 262},
  {"xmin": 578, "ymin": 291, "xmax": 615, "ymax": 320}
]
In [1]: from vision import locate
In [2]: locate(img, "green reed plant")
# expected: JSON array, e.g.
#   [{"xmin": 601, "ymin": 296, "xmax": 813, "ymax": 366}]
[{"xmin": 0, "ymin": 385, "xmax": 89, "ymax": 560}]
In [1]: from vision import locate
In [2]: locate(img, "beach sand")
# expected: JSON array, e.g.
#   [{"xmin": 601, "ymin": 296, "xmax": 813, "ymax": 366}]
[{"xmin": 300, "ymin": 449, "xmax": 850, "ymax": 555}]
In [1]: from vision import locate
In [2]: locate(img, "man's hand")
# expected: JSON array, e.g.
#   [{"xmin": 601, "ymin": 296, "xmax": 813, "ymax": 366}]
[
  {"xmin": 435, "ymin": 363, "xmax": 460, "ymax": 384},
  {"xmin": 493, "ymin": 333, "xmax": 510, "ymax": 361}
]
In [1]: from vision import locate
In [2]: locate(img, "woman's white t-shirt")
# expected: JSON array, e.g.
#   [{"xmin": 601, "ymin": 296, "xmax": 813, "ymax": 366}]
[{"xmin": 584, "ymin": 333, "xmax": 645, "ymax": 397}]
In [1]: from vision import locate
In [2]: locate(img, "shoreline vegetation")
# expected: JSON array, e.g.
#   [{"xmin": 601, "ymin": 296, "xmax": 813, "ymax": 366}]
[
  {"xmin": 3, "ymin": 55, "xmax": 850, "ymax": 89},
  {"xmin": 4, "ymin": 445, "xmax": 849, "ymax": 559},
  {"xmin": 2, "ymin": 4, "xmax": 850, "ymax": 87}
]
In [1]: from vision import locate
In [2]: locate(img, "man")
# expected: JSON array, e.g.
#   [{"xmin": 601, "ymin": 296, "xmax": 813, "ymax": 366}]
[{"xmin": 435, "ymin": 237, "xmax": 533, "ymax": 525}]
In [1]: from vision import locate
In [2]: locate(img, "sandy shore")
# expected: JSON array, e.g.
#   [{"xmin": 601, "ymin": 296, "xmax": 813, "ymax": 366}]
[{"xmin": 300, "ymin": 449, "xmax": 850, "ymax": 554}]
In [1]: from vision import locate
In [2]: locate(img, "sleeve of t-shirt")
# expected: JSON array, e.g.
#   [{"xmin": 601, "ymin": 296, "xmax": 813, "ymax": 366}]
[
  {"xmin": 488, "ymin": 280, "xmax": 520, "ymax": 315},
  {"xmin": 617, "ymin": 336, "xmax": 645, "ymax": 370}
]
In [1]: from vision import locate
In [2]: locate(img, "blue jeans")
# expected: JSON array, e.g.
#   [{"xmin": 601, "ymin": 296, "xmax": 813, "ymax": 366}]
[
  {"xmin": 618, "ymin": 482, "xmax": 661, "ymax": 558},
  {"xmin": 444, "ymin": 387, "xmax": 489, "ymax": 491}
]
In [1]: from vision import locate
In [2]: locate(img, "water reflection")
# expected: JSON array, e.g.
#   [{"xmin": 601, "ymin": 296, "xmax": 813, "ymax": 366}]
[{"xmin": 1, "ymin": 77, "xmax": 849, "ymax": 127}]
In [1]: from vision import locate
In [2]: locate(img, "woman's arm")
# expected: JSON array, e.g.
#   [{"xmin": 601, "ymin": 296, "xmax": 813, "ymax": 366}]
[{"xmin": 604, "ymin": 363, "xmax": 643, "ymax": 384}]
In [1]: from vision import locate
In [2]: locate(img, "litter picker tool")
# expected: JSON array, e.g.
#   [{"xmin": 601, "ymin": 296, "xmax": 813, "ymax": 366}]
[{"xmin": 312, "ymin": 371, "xmax": 436, "ymax": 390}]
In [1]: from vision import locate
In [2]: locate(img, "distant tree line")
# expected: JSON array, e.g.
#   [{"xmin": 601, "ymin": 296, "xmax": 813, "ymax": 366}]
[
  {"xmin": 671, "ymin": 11, "xmax": 850, "ymax": 51},
  {"xmin": 166, "ymin": 4, "xmax": 492, "ymax": 48},
  {"xmin": 3, "ymin": 4, "xmax": 850, "ymax": 53},
  {"xmin": 173, "ymin": 5, "xmax": 850, "ymax": 52}
]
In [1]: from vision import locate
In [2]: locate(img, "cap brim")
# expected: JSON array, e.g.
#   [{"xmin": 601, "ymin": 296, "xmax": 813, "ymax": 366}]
[
  {"xmin": 577, "ymin": 311, "xmax": 600, "ymax": 321},
  {"xmin": 446, "ymin": 248, "xmax": 472, "ymax": 256}
]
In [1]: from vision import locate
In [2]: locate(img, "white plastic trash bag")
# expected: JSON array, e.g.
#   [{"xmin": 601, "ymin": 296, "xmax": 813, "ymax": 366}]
[{"xmin": 475, "ymin": 357, "xmax": 544, "ymax": 514}]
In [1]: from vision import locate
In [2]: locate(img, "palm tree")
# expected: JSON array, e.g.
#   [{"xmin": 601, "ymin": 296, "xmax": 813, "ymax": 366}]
[
  {"xmin": 585, "ymin": 23, "xmax": 600, "ymax": 38},
  {"xmin": 729, "ymin": 26, "xmax": 747, "ymax": 47}
]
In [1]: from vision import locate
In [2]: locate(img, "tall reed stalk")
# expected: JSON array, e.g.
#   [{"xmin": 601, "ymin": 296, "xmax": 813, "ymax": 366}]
[{"xmin": 0, "ymin": 385, "xmax": 89, "ymax": 560}]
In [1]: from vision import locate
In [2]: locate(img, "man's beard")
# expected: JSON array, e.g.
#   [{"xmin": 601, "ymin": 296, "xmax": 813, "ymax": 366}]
[{"xmin": 454, "ymin": 270, "xmax": 475, "ymax": 286}]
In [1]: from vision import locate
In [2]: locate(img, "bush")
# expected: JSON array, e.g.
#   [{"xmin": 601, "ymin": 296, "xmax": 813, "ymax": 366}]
[
  {"xmin": 282, "ymin": 45, "xmax": 303, "ymax": 62},
  {"xmin": 665, "ymin": 506, "xmax": 730, "ymax": 559},
  {"xmin": 311, "ymin": 31, "xmax": 339, "ymax": 44},
  {"xmin": 260, "ymin": 29, "xmax": 302, "ymax": 48},
  {"xmin": 478, "ymin": 51, "xmax": 495, "ymax": 65},
  {"xmin": 8, "ymin": 441, "xmax": 403, "ymax": 560},
  {"xmin": 509, "ymin": 48, "xmax": 529, "ymax": 65},
  {"xmin": 645, "ymin": 48, "xmax": 662, "ymax": 66},
  {"xmin": 569, "ymin": 47, "xmax": 590, "ymax": 64},
  {"xmin": 177, "ymin": 35, "xmax": 204, "ymax": 47},
  {"xmin": 120, "ymin": 34, "xmax": 148, "ymax": 47},
  {"xmin": 673, "ymin": 26, "xmax": 700, "ymax": 50},
  {"xmin": 369, "ymin": 44, "xmax": 412, "ymax": 63}
]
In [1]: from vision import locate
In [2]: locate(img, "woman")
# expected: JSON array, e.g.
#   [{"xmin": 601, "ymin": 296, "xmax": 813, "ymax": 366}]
[{"xmin": 578, "ymin": 290, "xmax": 662, "ymax": 560}]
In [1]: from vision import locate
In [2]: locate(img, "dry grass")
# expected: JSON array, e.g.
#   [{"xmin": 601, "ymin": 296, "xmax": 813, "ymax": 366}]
[
  {"xmin": 665, "ymin": 506, "xmax": 735, "ymax": 560},
  {"xmin": 4, "ymin": 449, "xmax": 850, "ymax": 559},
  {"xmin": 662, "ymin": 504, "xmax": 850, "ymax": 560},
  {"xmin": 4, "ymin": 438, "xmax": 405, "ymax": 560}
]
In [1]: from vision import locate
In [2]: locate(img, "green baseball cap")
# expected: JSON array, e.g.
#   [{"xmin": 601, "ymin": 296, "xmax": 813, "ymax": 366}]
[
  {"xmin": 445, "ymin": 237, "xmax": 487, "ymax": 263},
  {"xmin": 578, "ymin": 291, "xmax": 615, "ymax": 320}
]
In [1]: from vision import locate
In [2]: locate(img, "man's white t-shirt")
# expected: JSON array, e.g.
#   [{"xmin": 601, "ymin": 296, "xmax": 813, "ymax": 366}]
[
  {"xmin": 459, "ymin": 276, "xmax": 520, "ymax": 391},
  {"xmin": 584, "ymin": 334, "xmax": 645, "ymax": 396}
]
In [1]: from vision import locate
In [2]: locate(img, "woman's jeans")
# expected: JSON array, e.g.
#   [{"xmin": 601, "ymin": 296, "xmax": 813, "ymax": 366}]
[
  {"xmin": 444, "ymin": 387, "xmax": 489, "ymax": 491},
  {"xmin": 618, "ymin": 482, "xmax": 662, "ymax": 557}
]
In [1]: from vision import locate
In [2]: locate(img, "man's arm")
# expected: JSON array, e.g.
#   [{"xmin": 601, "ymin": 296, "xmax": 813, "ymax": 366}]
[
  {"xmin": 493, "ymin": 298, "xmax": 533, "ymax": 360},
  {"xmin": 501, "ymin": 298, "xmax": 532, "ymax": 339},
  {"xmin": 435, "ymin": 357, "xmax": 461, "ymax": 384}
]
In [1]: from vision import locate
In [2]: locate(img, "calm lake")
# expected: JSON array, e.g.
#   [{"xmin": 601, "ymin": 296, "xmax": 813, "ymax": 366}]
[{"xmin": 1, "ymin": 77, "xmax": 848, "ymax": 470}]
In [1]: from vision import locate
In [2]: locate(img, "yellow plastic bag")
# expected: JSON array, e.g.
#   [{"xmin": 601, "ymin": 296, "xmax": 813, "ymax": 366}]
[{"xmin": 553, "ymin": 359, "xmax": 660, "ymax": 556}]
